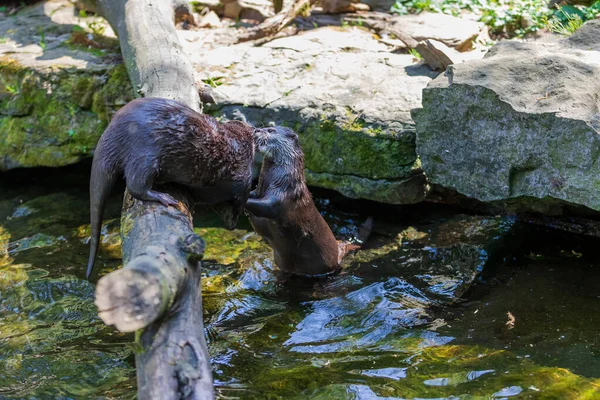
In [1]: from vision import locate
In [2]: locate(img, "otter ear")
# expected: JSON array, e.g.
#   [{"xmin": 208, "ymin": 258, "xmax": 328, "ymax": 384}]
[{"xmin": 284, "ymin": 129, "xmax": 299, "ymax": 140}]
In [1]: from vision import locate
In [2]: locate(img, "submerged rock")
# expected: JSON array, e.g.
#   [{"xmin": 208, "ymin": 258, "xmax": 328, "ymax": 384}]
[
  {"xmin": 413, "ymin": 20, "xmax": 600, "ymax": 215},
  {"xmin": 350, "ymin": 214, "xmax": 516, "ymax": 304},
  {"xmin": 206, "ymin": 212, "xmax": 517, "ymax": 361}
]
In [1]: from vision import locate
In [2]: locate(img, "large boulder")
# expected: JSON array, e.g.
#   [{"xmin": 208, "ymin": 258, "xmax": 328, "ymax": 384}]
[
  {"xmin": 0, "ymin": 1, "xmax": 133, "ymax": 170},
  {"xmin": 191, "ymin": 27, "xmax": 438, "ymax": 204},
  {"xmin": 413, "ymin": 20, "xmax": 600, "ymax": 215}
]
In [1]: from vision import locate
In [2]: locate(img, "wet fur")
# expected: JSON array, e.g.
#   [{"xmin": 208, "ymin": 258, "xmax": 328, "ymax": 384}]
[
  {"xmin": 87, "ymin": 97, "xmax": 254, "ymax": 279},
  {"xmin": 246, "ymin": 127, "xmax": 368, "ymax": 276}
]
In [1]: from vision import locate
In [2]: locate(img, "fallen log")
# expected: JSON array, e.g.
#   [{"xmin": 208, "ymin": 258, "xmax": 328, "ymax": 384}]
[
  {"xmin": 86, "ymin": 0, "xmax": 214, "ymax": 398},
  {"xmin": 96, "ymin": 0, "xmax": 201, "ymax": 111},
  {"xmin": 96, "ymin": 190, "xmax": 213, "ymax": 399}
]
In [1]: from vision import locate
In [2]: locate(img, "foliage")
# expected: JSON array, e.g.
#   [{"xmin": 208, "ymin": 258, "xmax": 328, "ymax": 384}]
[
  {"xmin": 409, "ymin": 48, "xmax": 423, "ymax": 59},
  {"xmin": 547, "ymin": 3, "xmax": 600, "ymax": 35},
  {"xmin": 391, "ymin": 0, "xmax": 600, "ymax": 38},
  {"xmin": 547, "ymin": 7, "xmax": 584, "ymax": 35},
  {"xmin": 37, "ymin": 27, "xmax": 46, "ymax": 50},
  {"xmin": 202, "ymin": 76, "xmax": 226, "ymax": 88}
]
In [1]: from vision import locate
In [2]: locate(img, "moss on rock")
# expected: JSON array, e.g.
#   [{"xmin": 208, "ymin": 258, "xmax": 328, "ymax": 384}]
[
  {"xmin": 0, "ymin": 59, "xmax": 134, "ymax": 171},
  {"xmin": 211, "ymin": 105, "xmax": 427, "ymax": 204},
  {"xmin": 301, "ymin": 116, "xmax": 418, "ymax": 180}
]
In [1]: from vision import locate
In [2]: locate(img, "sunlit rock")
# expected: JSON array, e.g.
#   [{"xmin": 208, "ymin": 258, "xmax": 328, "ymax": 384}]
[{"xmin": 413, "ymin": 20, "xmax": 600, "ymax": 215}]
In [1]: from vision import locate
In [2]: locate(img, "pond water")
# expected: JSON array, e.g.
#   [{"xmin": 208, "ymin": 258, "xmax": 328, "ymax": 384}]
[{"xmin": 0, "ymin": 165, "xmax": 599, "ymax": 399}]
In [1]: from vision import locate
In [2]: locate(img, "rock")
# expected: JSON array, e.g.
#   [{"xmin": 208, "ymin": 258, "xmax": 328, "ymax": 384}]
[
  {"xmin": 174, "ymin": 2, "xmax": 198, "ymax": 27},
  {"xmin": 223, "ymin": 0, "xmax": 244, "ymax": 19},
  {"xmin": 317, "ymin": 0, "xmax": 370, "ymax": 14},
  {"xmin": 221, "ymin": 0, "xmax": 273, "ymax": 21},
  {"xmin": 360, "ymin": 0, "xmax": 395, "ymax": 12},
  {"xmin": 7, "ymin": 233, "xmax": 67, "ymax": 255},
  {"xmin": 198, "ymin": 10, "xmax": 222, "ymax": 28},
  {"xmin": 564, "ymin": 18, "xmax": 600, "ymax": 52},
  {"xmin": 0, "ymin": 60, "xmax": 132, "ymax": 171},
  {"xmin": 194, "ymin": 27, "xmax": 438, "ymax": 204},
  {"xmin": 413, "ymin": 20, "xmax": 600, "ymax": 215},
  {"xmin": 377, "ymin": 36, "xmax": 408, "ymax": 49},
  {"xmin": 190, "ymin": 0, "xmax": 224, "ymax": 16},
  {"xmin": 416, "ymin": 39, "xmax": 461, "ymax": 71},
  {"xmin": 416, "ymin": 39, "xmax": 486, "ymax": 71},
  {"xmin": 352, "ymin": 214, "xmax": 517, "ymax": 303},
  {"xmin": 0, "ymin": 1, "xmax": 133, "ymax": 171},
  {"xmin": 1, "ymin": 1, "xmax": 439, "ymax": 205},
  {"xmin": 390, "ymin": 13, "xmax": 483, "ymax": 51}
]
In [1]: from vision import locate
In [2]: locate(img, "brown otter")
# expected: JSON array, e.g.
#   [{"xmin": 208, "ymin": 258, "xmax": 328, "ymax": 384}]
[
  {"xmin": 87, "ymin": 97, "xmax": 254, "ymax": 279},
  {"xmin": 245, "ymin": 126, "xmax": 371, "ymax": 277}
]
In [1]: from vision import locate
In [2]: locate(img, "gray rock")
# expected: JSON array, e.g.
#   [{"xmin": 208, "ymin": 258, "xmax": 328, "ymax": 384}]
[
  {"xmin": 413, "ymin": 21, "xmax": 600, "ymax": 214},
  {"xmin": 195, "ymin": 27, "xmax": 438, "ymax": 204},
  {"xmin": 390, "ymin": 13, "xmax": 483, "ymax": 51},
  {"xmin": 361, "ymin": 0, "xmax": 395, "ymax": 12},
  {"xmin": 416, "ymin": 39, "xmax": 463, "ymax": 71},
  {"xmin": 564, "ymin": 18, "xmax": 600, "ymax": 52}
]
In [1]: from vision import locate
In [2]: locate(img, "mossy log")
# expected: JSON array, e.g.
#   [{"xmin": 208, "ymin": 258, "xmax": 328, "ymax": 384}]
[
  {"xmin": 88, "ymin": 0, "xmax": 214, "ymax": 398},
  {"xmin": 95, "ymin": 190, "xmax": 213, "ymax": 399}
]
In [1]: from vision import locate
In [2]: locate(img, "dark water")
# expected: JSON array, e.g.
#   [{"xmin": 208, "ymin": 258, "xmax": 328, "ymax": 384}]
[{"xmin": 0, "ymin": 166, "xmax": 599, "ymax": 399}]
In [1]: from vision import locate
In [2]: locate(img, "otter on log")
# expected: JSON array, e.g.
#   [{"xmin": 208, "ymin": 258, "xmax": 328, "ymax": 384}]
[
  {"xmin": 246, "ymin": 126, "xmax": 371, "ymax": 277},
  {"xmin": 87, "ymin": 97, "xmax": 255, "ymax": 279}
]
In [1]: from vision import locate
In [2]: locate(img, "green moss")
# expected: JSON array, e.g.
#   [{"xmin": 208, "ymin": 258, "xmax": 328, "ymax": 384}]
[
  {"xmin": 120, "ymin": 212, "xmax": 135, "ymax": 240},
  {"xmin": 64, "ymin": 30, "xmax": 120, "ymax": 58},
  {"xmin": 91, "ymin": 63, "xmax": 134, "ymax": 124},
  {"xmin": 194, "ymin": 226, "xmax": 268, "ymax": 265},
  {"xmin": 0, "ymin": 59, "xmax": 134, "ymax": 170},
  {"xmin": 306, "ymin": 167, "xmax": 426, "ymax": 204},
  {"xmin": 300, "ymin": 115, "xmax": 418, "ymax": 180}
]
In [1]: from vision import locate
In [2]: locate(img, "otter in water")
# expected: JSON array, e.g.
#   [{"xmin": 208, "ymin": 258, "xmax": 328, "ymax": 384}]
[
  {"xmin": 87, "ymin": 97, "xmax": 254, "ymax": 279},
  {"xmin": 245, "ymin": 126, "xmax": 371, "ymax": 276}
]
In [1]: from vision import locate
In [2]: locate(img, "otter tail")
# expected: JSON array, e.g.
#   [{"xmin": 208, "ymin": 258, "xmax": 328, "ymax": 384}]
[{"xmin": 87, "ymin": 154, "xmax": 118, "ymax": 280}]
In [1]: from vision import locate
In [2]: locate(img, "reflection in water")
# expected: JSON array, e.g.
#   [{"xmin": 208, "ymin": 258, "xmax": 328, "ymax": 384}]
[
  {"xmin": 1, "ymin": 166, "xmax": 599, "ymax": 399},
  {"xmin": 284, "ymin": 278, "xmax": 431, "ymax": 353}
]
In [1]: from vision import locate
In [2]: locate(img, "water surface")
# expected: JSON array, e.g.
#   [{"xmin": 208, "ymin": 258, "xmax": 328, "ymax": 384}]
[{"xmin": 0, "ymin": 166, "xmax": 599, "ymax": 399}]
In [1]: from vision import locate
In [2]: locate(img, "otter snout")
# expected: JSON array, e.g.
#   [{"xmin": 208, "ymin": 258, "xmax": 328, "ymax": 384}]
[
  {"xmin": 253, "ymin": 128, "xmax": 267, "ymax": 141},
  {"xmin": 253, "ymin": 128, "xmax": 269, "ymax": 155}
]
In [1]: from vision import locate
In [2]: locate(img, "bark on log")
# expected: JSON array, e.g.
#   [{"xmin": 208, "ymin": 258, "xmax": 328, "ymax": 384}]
[
  {"xmin": 96, "ymin": 0, "xmax": 201, "ymax": 111},
  {"xmin": 96, "ymin": 190, "xmax": 213, "ymax": 399},
  {"xmin": 89, "ymin": 1, "xmax": 214, "ymax": 398}
]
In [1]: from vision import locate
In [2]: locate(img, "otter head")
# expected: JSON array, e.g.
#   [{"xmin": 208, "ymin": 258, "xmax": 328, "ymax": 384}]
[{"xmin": 254, "ymin": 126, "xmax": 301, "ymax": 164}]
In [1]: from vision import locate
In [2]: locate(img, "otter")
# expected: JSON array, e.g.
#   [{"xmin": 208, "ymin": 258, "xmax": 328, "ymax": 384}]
[
  {"xmin": 245, "ymin": 126, "xmax": 371, "ymax": 277},
  {"xmin": 87, "ymin": 97, "xmax": 254, "ymax": 279}
]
